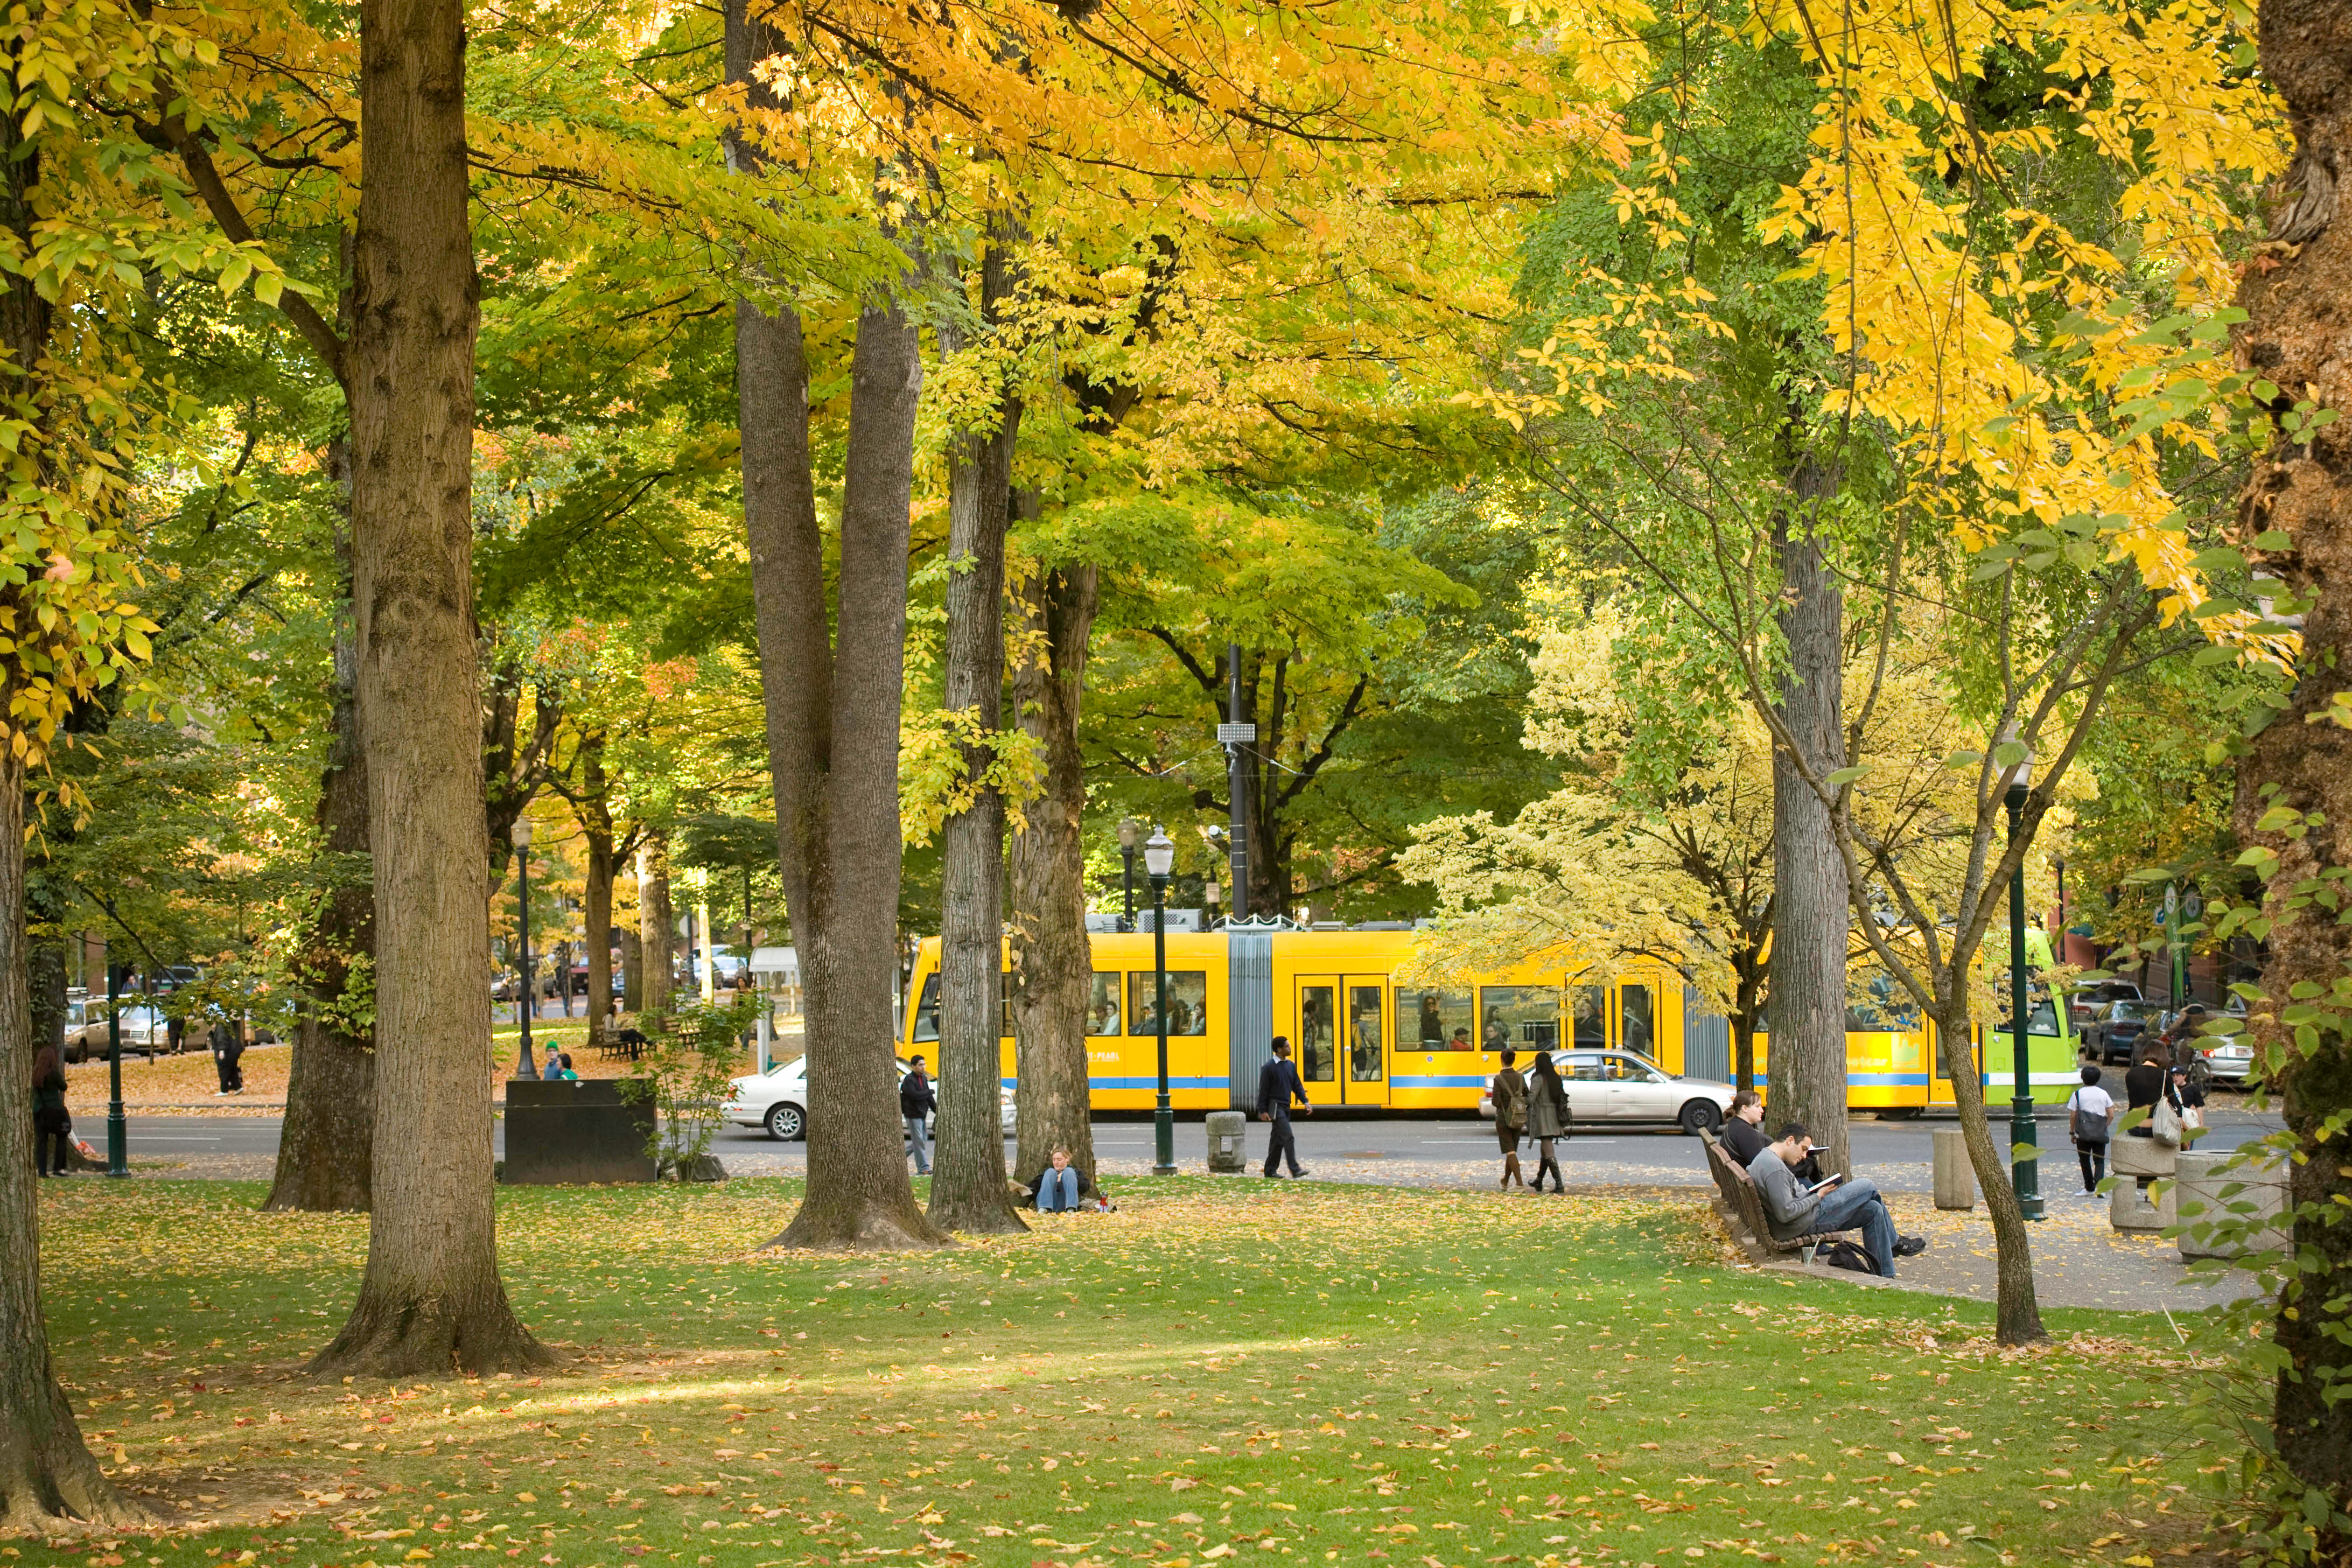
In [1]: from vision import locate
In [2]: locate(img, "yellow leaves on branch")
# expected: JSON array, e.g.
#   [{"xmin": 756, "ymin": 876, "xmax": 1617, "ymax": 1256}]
[{"xmin": 1752, "ymin": 0, "xmax": 2284, "ymax": 619}]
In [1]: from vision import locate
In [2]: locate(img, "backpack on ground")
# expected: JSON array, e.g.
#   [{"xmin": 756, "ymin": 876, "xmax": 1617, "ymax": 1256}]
[{"xmin": 1814, "ymin": 1238, "xmax": 1873, "ymax": 1273}]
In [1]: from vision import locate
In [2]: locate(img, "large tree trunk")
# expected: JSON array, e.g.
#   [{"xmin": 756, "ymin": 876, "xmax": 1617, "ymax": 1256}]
[
  {"xmin": 1769, "ymin": 486, "xmax": 1852, "ymax": 1179},
  {"xmin": 0, "ymin": 749, "xmax": 146, "ymax": 1528},
  {"xmin": 1010, "ymin": 559, "xmax": 1100, "ymax": 1186},
  {"xmin": 730, "ymin": 0, "xmax": 942, "ymax": 1252},
  {"xmin": 584, "ymin": 828, "xmax": 614, "ymax": 1046},
  {"xmin": 267, "ymin": 541, "xmax": 376, "ymax": 1214},
  {"xmin": 620, "ymin": 925, "xmax": 643, "ymax": 1014},
  {"xmin": 638, "ymin": 833, "xmax": 674, "ymax": 1023},
  {"xmin": 928, "ymin": 271, "xmax": 1026, "ymax": 1236},
  {"xmin": 1931, "ymin": 996, "xmax": 2044, "ymax": 1344},
  {"xmin": 312, "ymin": 0, "xmax": 546, "ymax": 1378},
  {"xmin": 2232, "ymin": 0, "xmax": 2352, "ymax": 1522}
]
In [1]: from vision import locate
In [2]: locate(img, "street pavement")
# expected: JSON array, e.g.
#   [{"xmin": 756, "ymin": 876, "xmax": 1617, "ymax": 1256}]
[{"xmin": 105, "ymin": 1094, "xmax": 2280, "ymax": 1195}]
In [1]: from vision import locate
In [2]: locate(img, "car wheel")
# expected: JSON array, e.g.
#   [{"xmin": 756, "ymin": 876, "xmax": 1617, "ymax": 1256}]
[
  {"xmin": 1679, "ymin": 1100, "xmax": 1722, "ymax": 1136},
  {"xmin": 765, "ymin": 1102, "xmax": 806, "ymax": 1142}
]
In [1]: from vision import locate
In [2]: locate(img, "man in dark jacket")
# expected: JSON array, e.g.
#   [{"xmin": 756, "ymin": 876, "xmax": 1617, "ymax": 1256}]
[
  {"xmin": 1256, "ymin": 1036, "xmax": 1312, "ymax": 1179},
  {"xmin": 901, "ymin": 1056, "xmax": 937, "ymax": 1175}
]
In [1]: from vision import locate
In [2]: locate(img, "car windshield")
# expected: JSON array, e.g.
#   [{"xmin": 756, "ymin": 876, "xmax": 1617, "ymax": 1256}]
[{"xmin": 2115, "ymin": 1002, "xmax": 2166, "ymax": 1021}]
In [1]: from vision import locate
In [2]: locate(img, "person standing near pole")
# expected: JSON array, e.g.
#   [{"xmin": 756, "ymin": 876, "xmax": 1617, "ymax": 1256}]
[{"xmin": 1255, "ymin": 1036, "xmax": 1311, "ymax": 1179}]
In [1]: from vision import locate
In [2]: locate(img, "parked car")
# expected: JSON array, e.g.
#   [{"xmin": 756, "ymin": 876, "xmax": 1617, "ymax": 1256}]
[
  {"xmin": 2068, "ymin": 979, "xmax": 2143, "ymax": 1033},
  {"xmin": 1478, "ymin": 1051, "xmax": 1733, "ymax": 1135},
  {"xmin": 724, "ymin": 1057, "xmax": 1015, "ymax": 1143},
  {"xmin": 2081, "ymin": 999, "xmax": 2168, "ymax": 1066},
  {"xmin": 73, "ymin": 1004, "xmax": 171, "ymax": 1060}
]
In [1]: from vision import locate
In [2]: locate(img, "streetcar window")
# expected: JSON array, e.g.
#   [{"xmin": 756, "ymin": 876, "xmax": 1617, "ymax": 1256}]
[
  {"xmin": 1619, "ymin": 985, "xmax": 1654, "ymax": 1055},
  {"xmin": 1480, "ymin": 986, "xmax": 1558, "ymax": 1051},
  {"xmin": 911, "ymin": 975, "xmax": 940, "ymax": 1042},
  {"xmin": 1128, "ymin": 972, "xmax": 1208, "ymax": 1036},
  {"xmin": 1571, "ymin": 985, "xmax": 1607, "ymax": 1048},
  {"xmin": 1397, "ymin": 986, "xmax": 1474, "ymax": 1050},
  {"xmin": 1087, "ymin": 973, "xmax": 1122, "ymax": 1036},
  {"xmin": 1299, "ymin": 985, "xmax": 1336, "ymax": 1082}
]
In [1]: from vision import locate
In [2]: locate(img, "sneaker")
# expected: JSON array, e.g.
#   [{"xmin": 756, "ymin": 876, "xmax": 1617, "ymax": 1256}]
[
  {"xmin": 1290, "ymin": 1168, "xmax": 1310, "ymax": 1179},
  {"xmin": 1893, "ymin": 1236, "xmax": 1927, "ymax": 1258}
]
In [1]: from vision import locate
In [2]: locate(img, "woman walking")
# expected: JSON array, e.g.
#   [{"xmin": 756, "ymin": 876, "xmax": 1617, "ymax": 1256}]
[
  {"xmin": 1525, "ymin": 1050, "xmax": 1569, "ymax": 1194},
  {"xmin": 1490, "ymin": 1048, "xmax": 1529, "ymax": 1191},
  {"xmin": 31, "ymin": 1042, "xmax": 70, "ymax": 1177}
]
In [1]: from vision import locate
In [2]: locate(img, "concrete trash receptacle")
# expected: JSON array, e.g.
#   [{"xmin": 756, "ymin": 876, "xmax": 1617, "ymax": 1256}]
[
  {"xmin": 2174, "ymin": 1149, "xmax": 2288, "ymax": 1260},
  {"xmin": 1206, "ymin": 1110, "xmax": 1247, "ymax": 1173},
  {"xmin": 1933, "ymin": 1128, "xmax": 1976, "ymax": 1210},
  {"xmin": 2111, "ymin": 1133, "xmax": 2177, "ymax": 1180}
]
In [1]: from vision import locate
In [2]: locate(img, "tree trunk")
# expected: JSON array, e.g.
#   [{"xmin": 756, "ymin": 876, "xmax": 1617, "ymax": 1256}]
[
  {"xmin": 1931, "ymin": 996, "xmax": 2045, "ymax": 1345},
  {"xmin": 266, "ymin": 536, "xmax": 376, "ymax": 1214},
  {"xmin": 2231, "ymin": 0, "xmax": 2352, "ymax": 1520},
  {"xmin": 620, "ymin": 925, "xmax": 643, "ymax": 1014},
  {"xmin": 1010, "ymin": 558, "xmax": 1101, "ymax": 1187},
  {"xmin": 312, "ymin": 0, "xmax": 547, "ymax": 1378},
  {"xmin": 0, "ymin": 748, "xmax": 147, "ymax": 1528},
  {"xmin": 731, "ymin": 0, "xmax": 943, "ymax": 1252},
  {"xmin": 639, "ymin": 833, "xmax": 674, "ymax": 1023},
  {"xmin": 1769, "ymin": 487, "xmax": 1851, "ymax": 1178},
  {"xmin": 928, "ymin": 275, "xmax": 1026, "ymax": 1236},
  {"xmin": 584, "ymin": 829, "xmax": 614, "ymax": 1046}
]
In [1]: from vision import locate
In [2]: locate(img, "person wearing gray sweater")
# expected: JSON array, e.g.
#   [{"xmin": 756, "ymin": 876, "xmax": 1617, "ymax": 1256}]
[{"xmin": 1745, "ymin": 1123, "xmax": 1918, "ymax": 1277}]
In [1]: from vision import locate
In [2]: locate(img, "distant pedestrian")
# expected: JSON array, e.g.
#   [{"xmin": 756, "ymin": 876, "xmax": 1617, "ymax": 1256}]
[
  {"xmin": 1525, "ymin": 1051, "xmax": 1569, "ymax": 1194},
  {"xmin": 2123, "ymin": 1045, "xmax": 2170, "ymax": 1139},
  {"xmin": 2066, "ymin": 1065, "xmax": 2113, "ymax": 1195},
  {"xmin": 31, "ymin": 1042, "xmax": 70, "ymax": 1177},
  {"xmin": 901, "ymin": 1056, "xmax": 936, "ymax": 1176},
  {"xmin": 1256, "ymin": 1036, "xmax": 1312, "ymax": 1179},
  {"xmin": 540, "ymin": 1051, "xmax": 564, "ymax": 1081},
  {"xmin": 557, "ymin": 1052, "xmax": 579, "ymax": 1081},
  {"xmin": 208, "ymin": 1019, "xmax": 237, "ymax": 1095},
  {"xmin": 1490, "ymin": 1048, "xmax": 1528, "ymax": 1191}
]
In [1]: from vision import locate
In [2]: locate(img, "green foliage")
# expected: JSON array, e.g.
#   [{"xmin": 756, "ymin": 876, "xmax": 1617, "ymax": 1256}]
[{"xmin": 620, "ymin": 996, "xmax": 762, "ymax": 1176}]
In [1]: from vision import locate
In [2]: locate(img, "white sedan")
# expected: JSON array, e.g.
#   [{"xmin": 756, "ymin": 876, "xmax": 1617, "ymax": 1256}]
[
  {"xmin": 1479, "ymin": 1051, "xmax": 1734, "ymax": 1135},
  {"xmin": 724, "ymin": 1057, "xmax": 1016, "ymax": 1142}
]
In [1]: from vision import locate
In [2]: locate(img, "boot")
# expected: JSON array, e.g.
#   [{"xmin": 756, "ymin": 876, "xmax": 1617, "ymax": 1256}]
[
  {"xmin": 1543, "ymin": 1158, "xmax": 1565, "ymax": 1194},
  {"xmin": 1502, "ymin": 1152, "xmax": 1523, "ymax": 1191}
]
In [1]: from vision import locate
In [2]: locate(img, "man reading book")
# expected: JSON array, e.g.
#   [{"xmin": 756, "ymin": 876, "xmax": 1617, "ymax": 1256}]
[{"xmin": 1745, "ymin": 1122, "xmax": 1919, "ymax": 1278}]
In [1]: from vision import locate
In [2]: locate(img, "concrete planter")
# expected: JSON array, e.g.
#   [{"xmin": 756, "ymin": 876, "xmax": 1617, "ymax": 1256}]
[
  {"xmin": 1933, "ymin": 1128, "xmax": 1976, "ymax": 1211},
  {"xmin": 1206, "ymin": 1110, "xmax": 1247, "ymax": 1173},
  {"xmin": 2173, "ymin": 1149, "xmax": 2289, "ymax": 1261}
]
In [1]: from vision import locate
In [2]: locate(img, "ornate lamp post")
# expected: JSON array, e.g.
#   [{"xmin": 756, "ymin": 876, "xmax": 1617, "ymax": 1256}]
[
  {"xmin": 512, "ymin": 817, "xmax": 538, "ymax": 1080},
  {"xmin": 1118, "ymin": 817, "xmax": 1140, "ymax": 932},
  {"xmin": 1145, "ymin": 827, "xmax": 1177, "ymax": 1176},
  {"xmin": 2001, "ymin": 732, "xmax": 2044, "ymax": 1220}
]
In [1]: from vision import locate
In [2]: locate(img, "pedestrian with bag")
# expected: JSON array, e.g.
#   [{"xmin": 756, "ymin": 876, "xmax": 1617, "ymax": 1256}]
[
  {"xmin": 2064, "ymin": 1065, "xmax": 2113, "ymax": 1194},
  {"xmin": 208, "ymin": 1016, "xmax": 237, "ymax": 1095},
  {"xmin": 1525, "ymin": 1050, "xmax": 1569, "ymax": 1194},
  {"xmin": 2123, "ymin": 1044, "xmax": 2169, "ymax": 1139},
  {"xmin": 31, "ymin": 1042, "xmax": 70, "ymax": 1177},
  {"xmin": 901, "ymin": 1055, "xmax": 936, "ymax": 1176},
  {"xmin": 1490, "ymin": 1048, "xmax": 1529, "ymax": 1191},
  {"xmin": 1256, "ymin": 1036, "xmax": 1312, "ymax": 1179}
]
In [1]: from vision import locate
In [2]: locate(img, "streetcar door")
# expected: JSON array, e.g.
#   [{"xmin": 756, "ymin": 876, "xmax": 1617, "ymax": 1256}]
[{"xmin": 1293, "ymin": 976, "xmax": 1389, "ymax": 1107}]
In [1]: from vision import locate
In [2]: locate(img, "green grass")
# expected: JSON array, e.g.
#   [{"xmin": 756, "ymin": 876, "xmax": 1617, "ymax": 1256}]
[{"xmin": 25, "ymin": 1178, "xmax": 2231, "ymax": 1568}]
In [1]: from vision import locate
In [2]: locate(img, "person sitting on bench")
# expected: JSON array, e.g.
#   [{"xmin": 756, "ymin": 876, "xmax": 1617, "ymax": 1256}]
[{"xmin": 1745, "ymin": 1122, "xmax": 1918, "ymax": 1278}]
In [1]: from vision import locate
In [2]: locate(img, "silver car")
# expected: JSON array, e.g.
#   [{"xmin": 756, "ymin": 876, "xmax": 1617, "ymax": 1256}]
[
  {"xmin": 1480, "ymin": 1051, "xmax": 1734, "ymax": 1135},
  {"xmin": 723, "ymin": 1057, "xmax": 1016, "ymax": 1142}
]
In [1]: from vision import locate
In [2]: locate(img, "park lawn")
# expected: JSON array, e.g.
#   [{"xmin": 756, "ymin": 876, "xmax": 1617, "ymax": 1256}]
[{"xmin": 22, "ymin": 1178, "xmax": 2232, "ymax": 1568}]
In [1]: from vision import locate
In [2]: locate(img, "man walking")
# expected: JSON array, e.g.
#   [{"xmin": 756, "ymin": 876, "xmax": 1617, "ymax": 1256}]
[
  {"xmin": 1490, "ymin": 1048, "xmax": 1528, "ymax": 1190},
  {"xmin": 901, "ymin": 1055, "xmax": 936, "ymax": 1177},
  {"xmin": 1256, "ymin": 1036, "xmax": 1312, "ymax": 1179}
]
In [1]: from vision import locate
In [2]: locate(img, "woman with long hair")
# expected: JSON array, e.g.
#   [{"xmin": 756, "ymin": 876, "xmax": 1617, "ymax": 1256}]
[
  {"xmin": 31, "ymin": 1042, "xmax": 69, "ymax": 1177},
  {"xmin": 1524, "ymin": 1050, "xmax": 1570, "ymax": 1194}
]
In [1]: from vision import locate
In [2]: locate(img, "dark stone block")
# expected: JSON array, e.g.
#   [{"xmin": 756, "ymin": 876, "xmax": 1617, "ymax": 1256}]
[{"xmin": 503, "ymin": 1078, "xmax": 656, "ymax": 1185}]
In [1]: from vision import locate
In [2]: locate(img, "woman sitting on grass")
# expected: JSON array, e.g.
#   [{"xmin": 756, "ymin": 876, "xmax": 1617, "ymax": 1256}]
[{"xmin": 1029, "ymin": 1148, "xmax": 1108, "ymax": 1213}]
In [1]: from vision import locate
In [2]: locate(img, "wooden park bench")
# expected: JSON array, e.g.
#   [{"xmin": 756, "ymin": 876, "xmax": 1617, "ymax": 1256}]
[{"xmin": 1699, "ymin": 1128, "xmax": 1844, "ymax": 1262}]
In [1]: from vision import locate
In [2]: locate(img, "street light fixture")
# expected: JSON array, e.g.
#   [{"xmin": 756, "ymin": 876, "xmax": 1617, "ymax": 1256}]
[
  {"xmin": 1145, "ymin": 827, "xmax": 1177, "ymax": 1176},
  {"xmin": 1118, "ymin": 817, "xmax": 1140, "ymax": 933},
  {"xmin": 512, "ymin": 817, "xmax": 538, "ymax": 1081},
  {"xmin": 1999, "ymin": 727, "xmax": 2043, "ymax": 1221}
]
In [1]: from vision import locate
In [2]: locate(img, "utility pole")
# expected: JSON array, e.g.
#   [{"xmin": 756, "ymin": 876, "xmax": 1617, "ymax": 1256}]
[{"xmin": 1218, "ymin": 642, "xmax": 1253, "ymax": 920}]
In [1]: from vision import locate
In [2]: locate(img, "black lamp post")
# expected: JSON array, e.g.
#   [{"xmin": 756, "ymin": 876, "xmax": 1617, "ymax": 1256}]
[
  {"xmin": 1119, "ymin": 817, "xmax": 1140, "ymax": 933},
  {"xmin": 513, "ymin": 817, "xmax": 538, "ymax": 1080},
  {"xmin": 2002, "ymin": 732, "xmax": 2044, "ymax": 1220},
  {"xmin": 1146, "ymin": 827, "xmax": 1177, "ymax": 1175},
  {"xmin": 105, "ymin": 962, "xmax": 128, "ymax": 1177}
]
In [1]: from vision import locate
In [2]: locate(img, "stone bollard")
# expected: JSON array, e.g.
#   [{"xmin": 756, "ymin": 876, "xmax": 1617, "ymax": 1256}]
[
  {"xmin": 1205, "ymin": 1110, "xmax": 1247, "ymax": 1174},
  {"xmin": 2174, "ymin": 1148, "xmax": 2289, "ymax": 1260},
  {"xmin": 1933, "ymin": 1128, "xmax": 1976, "ymax": 1210},
  {"xmin": 2108, "ymin": 1134, "xmax": 2178, "ymax": 1231}
]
